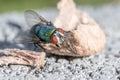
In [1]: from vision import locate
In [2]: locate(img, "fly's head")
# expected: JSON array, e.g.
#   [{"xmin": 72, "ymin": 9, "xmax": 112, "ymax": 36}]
[{"xmin": 51, "ymin": 28, "xmax": 65, "ymax": 46}]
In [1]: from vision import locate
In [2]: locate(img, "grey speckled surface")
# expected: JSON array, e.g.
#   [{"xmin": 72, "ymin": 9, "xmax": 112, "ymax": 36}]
[{"xmin": 0, "ymin": 4, "xmax": 120, "ymax": 80}]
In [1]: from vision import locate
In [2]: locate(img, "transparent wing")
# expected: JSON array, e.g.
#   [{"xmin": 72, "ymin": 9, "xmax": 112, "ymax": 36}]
[
  {"xmin": 24, "ymin": 10, "xmax": 48, "ymax": 28},
  {"xmin": 14, "ymin": 30, "xmax": 40, "ymax": 44}
]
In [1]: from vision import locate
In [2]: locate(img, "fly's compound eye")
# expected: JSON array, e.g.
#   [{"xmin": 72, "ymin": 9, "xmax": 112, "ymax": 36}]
[
  {"xmin": 51, "ymin": 35, "xmax": 58, "ymax": 44},
  {"xmin": 57, "ymin": 28, "xmax": 64, "ymax": 34}
]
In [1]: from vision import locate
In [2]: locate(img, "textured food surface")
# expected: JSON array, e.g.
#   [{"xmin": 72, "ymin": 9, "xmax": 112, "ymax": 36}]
[{"xmin": 0, "ymin": 4, "xmax": 120, "ymax": 80}]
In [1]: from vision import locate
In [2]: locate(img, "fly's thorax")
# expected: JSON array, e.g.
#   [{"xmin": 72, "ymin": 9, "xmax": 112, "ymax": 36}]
[{"xmin": 33, "ymin": 24, "xmax": 56, "ymax": 43}]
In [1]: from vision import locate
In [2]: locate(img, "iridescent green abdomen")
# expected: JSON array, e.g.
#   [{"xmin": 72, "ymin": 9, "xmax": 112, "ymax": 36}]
[{"xmin": 34, "ymin": 25, "xmax": 56, "ymax": 43}]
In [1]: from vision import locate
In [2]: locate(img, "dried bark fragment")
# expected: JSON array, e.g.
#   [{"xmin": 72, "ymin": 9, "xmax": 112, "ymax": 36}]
[
  {"xmin": 41, "ymin": 0, "xmax": 106, "ymax": 57},
  {"xmin": 0, "ymin": 49, "xmax": 45, "ymax": 67}
]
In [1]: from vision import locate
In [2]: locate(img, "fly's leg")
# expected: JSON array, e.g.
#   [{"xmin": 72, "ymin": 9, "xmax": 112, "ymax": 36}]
[
  {"xmin": 33, "ymin": 42, "xmax": 45, "ymax": 52},
  {"xmin": 33, "ymin": 43, "xmax": 38, "ymax": 51},
  {"xmin": 37, "ymin": 43, "xmax": 45, "ymax": 52},
  {"xmin": 56, "ymin": 44, "xmax": 60, "ymax": 47}
]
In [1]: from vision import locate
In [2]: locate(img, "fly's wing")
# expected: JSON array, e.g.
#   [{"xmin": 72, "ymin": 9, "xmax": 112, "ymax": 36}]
[
  {"xmin": 14, "ymin": 10, "xmax": 46, "ymax": 45},
  {"xmin": 14, "ymin": 30, "xmax": 40, "ymax": 44},
  {"xmin": 24, "ymin": 10, "xmax": 49, "ymax": 28}
]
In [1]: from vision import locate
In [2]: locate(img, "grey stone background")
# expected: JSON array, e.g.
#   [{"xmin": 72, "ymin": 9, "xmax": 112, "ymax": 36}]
[{"xmin": 0, "ymin": 4, "xmax": 120, "ymax": 80}]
